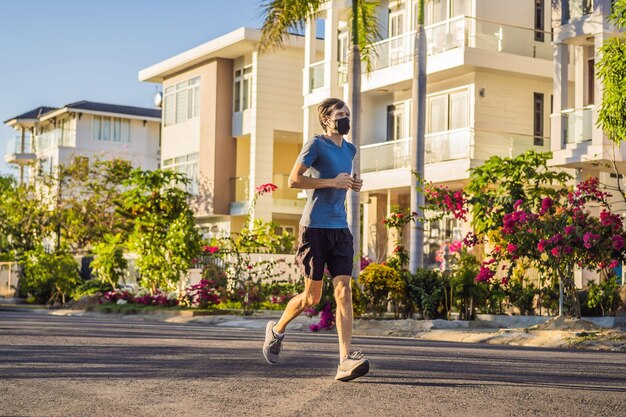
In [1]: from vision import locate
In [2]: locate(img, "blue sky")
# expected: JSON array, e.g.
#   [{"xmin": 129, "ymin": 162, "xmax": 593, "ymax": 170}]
[{"xmin": 0, "ymin": 0, "xmax": 265, "ymax": 174}]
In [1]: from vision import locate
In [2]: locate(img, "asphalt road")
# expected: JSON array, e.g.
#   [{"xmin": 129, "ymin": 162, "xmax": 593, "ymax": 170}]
[{"xmin": 0, "ymin": 311, "xmax": 625, "ymax": 417}]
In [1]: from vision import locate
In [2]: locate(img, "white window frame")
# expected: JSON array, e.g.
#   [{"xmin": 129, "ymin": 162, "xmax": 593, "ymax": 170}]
[
  {"xmin": 92, "ymin": 115, "xmax": 131, "ymax": 143},
  {"xmin": 163, "ymin": 76, "xmax": 200, "ymax": 127},
  {"xmin": 233, "ymin": 66, "xmax": 253, "ymax": 113},
  {"xmin": 427, "ymin": 87, "xmax": 469, "ymax": 134},
  {"xmin": 162, "ymin": 152, "xmax": 199, "ymax": 194}
]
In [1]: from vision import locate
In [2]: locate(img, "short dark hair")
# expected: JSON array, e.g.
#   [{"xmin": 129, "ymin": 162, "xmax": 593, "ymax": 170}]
[{"xmin": 317, "ymin": 98, "xmax": 346, "ymax": 130}]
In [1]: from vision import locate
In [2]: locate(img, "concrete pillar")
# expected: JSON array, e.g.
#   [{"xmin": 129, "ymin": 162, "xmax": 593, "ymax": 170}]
[
  {"xmin": 551, "ymin": 42, "xmax": 570, "ymax": 150},
  {"xmin": 303, "ymin": 17, "xmax": 317, "ymax": 96},
  {"xmin": 324, "ymin": 6, "xmax": 339, "ymax": 97},
  {"xmin": 592, "ymin": 32, "xmax": 608, "ymax": 147}
]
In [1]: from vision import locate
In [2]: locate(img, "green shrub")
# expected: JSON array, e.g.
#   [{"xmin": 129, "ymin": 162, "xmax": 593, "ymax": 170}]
[
  {"xmin": 21, "ymin": 247, "xmax": 81, "ymax": 305},
  {"xmin": 359, "ymin": 263, "xmax": 404, "ymax": 317},
  {"xmin": 507, "ymin": 280, "xmax": 537, "ymax": 315},
  {"xmin": 403, "ymin": 269, "xmax": 445, "ymax": 319},
  {"xmin": 588, "ymin": 276, "xmax": 621, "ymax": 317},
  {"xmin": 72, "ymin": 279, "xmax": 113, "ymax": 300}
]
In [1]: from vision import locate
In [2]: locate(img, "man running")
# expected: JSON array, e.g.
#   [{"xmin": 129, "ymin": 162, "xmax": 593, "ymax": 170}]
[{"xmin": 262, "ymin": 98, "xmax": 369, "ymax": 382}]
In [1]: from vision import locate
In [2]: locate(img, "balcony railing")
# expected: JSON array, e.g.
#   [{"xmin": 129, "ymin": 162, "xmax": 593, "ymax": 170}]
[
  {"xmin": 361, "ymin": 138, "xmax": 411, "ymax": 173},
  {"xmin": 230, "ymin": 176, "xmax": 249, "ymax": 205},
  {"xmin": 5, "ymin": 136, "xmax": 33, "ymax": 155},
  {"xmin": 366, "ymin": 16, "xmax": 553, "ymax": 73},
  {"xmin": 36, "ymin": 128, "xmax": 77, "ymax": 151},
  {"xmin": 563, "ymin": 107, "xmax": 593, "ymax": 144},
  {"xmin": 360, "ymin": 128, "xmax": 551, "ymax": 173},
  {"xmin": 272, "ymin": 173, "xmax": 302, "ymax": 202},
  {"xmin": 426, "ymin": 128, "xmax": 471, "ymax": 163},
  {"xmin": 568, "ymin": 0, "xmax": 594, "ymax": 20}
]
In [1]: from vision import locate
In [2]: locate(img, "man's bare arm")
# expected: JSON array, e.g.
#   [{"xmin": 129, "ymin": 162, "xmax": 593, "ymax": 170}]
[{"xmin": 288, "ymin": 162, "xmax": 353, "ymax": 190}]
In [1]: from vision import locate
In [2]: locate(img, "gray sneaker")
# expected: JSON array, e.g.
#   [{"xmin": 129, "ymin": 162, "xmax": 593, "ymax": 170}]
[
  {"xmin": 262, "ymin": 320, "xmax": 283, "ymax": 364},
  {"xmin": 335, "ymin": 350, "xmax": 370, "ymax": 382}
]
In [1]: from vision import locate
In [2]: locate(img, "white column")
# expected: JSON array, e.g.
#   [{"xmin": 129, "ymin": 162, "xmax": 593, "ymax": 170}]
[
  {"xmin": 592, "ymin": 32, "xmax": 607, "ymax": 146},
  {"xmin": 303, "ymin": 17, "xmax": 317, "ymax": 96},
  {"xmin": 324, "ymin": 6, "xmax": 339, "ymax": 97},
  {"xmin": 362, "ymin": 193, "xmax": 369, "ymax": 256},
  {"xmin": 551, "ymin": 42, "xmax": 569, "ymax": 151}
]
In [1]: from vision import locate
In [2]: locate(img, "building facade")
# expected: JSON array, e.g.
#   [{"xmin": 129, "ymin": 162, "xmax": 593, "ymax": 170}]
[
  {"xmin": 303, "ymin": 0, "xmax": 557, "ymax": 266},
  {"xmin": 550, "ymin": 0, "xmax": 625, "ymax": 286},
  {"xmin": 139, "ymin": 28, "xmax": 322, "ymax": 239},
  {"xmin": 4, "ymin": 101, "xmax": 161, "ymax": 184}
]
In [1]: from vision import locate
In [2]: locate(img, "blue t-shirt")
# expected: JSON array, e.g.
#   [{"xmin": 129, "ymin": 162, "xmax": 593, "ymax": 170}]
[{"xmin": 297, "ymin": 135, "xmax": 357, "ymax": 228}]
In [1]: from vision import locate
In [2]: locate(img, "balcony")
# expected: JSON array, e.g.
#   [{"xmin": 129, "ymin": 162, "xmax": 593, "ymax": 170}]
[
  {"xmin": 361, "ymin": 128, "xmax": 551, "ymax": 175},
  {"xmin": 563, "ymin": 107, "xmax": 593, "ymax": 144},
  {"xmin": 36, "ymin": 128, "xmax": 76, "ymax": 151},
  {"xmin": 366, "ymin": 16, "xmax": 553, "ymax": 73},
  {"xmin": 230, "ymin": 176, "xmax": 249, "ymax": 213},
  {"xmin": 4, "ymin": 136, "xmax": 36, "ymax": 165},
  {"xmin": 273, "ymin": 173, "xmax": 305, "ymax": 209},
  {"xmin": 229, "ymin": 174, "xmax": 304, "ymax": 215}
]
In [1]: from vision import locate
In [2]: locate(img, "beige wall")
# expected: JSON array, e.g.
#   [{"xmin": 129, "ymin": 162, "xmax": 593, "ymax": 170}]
[
  {"xmin": 163, "ymin": 58, "xmax": 236, "ymax": 217},
  {"xmin": 474, "ymin": 71, "xmax": 553, "ymax": 137},
  {"xmin": 236, "ymin": 135, "xmax": 251, "ymax": 177}
]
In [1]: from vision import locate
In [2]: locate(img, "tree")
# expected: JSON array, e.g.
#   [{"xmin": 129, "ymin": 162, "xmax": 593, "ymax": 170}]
[
  {"xmin": 43, "ymin": 157, "xmax": 133, "ymax": 255},
  {"xmin": 118, "ymin": 169, "xmax": 202, "ymax": 293},
  {"xmin": 259, "ymin": 0, "xmax": 381, "ymax": 278}
]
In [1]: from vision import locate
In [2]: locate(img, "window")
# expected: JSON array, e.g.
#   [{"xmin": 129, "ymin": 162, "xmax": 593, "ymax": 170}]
[
  {"xmin": 423, "ymin": 0, "xmax": 468, "ymax": 26},
  {"xmin": 535, "ymin": 0, "xmax": 545, "ymax": 42},
  {"xmin": 533, "ymin": 93, "xmax": 544, "ymax": 146},
  {"xmin": 427, "ymin": 88, "xmax": 469, "ymax": 133},
  {"xmin": 163, "ymin": 76, "xmax": 200, "ymax": 127},
  {"xmin": 162, "ymin": 152, "xmax": 199, "ymax": 194},
  {"xmin": 387, "ymin": 104, "xmax": 406, "ymax": 141},
  {"xmin": 587, "ymin": 57, "xmax": 595, "ymax": 105},
  {"xmin": 234, "ymin": 66, "xmax": 253, "ymax": 113},
  {"xmin": 93, "ymin": 116, "xmax": 131, "ymax": 143}
]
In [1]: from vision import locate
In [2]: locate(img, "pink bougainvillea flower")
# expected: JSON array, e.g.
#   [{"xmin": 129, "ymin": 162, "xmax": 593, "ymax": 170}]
[
  {"xmin": 612, "ymin": 235, "xmax": 624, "ymax": 251},
  {"xmin": 540, "ymin": 197, "xmax": 553, "ymax": 214},
  {"xmin": 609, "ymin": 259, "xmax": 620, "ymax": 269},
  {"xmin": 255, "ymin": 183, "xmax": 278, "ymax": 195},
  {"xmin": 506, "ymin": 243, "xmax": 518, "ymax": 254},
  {"xmin": 449, "ymin": 240, "xmax": 463, "ymax": 253},
  {"xmin": 513, "ymin": 199, "xmax": 524, "ymax": 210}
]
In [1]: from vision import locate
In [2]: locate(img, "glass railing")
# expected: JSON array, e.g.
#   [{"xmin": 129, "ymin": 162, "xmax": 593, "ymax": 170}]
[
  {"xmin": 366, "ymin": 16, "xmax": 553, "ymax": 72},
  {"xmin": 309, "ymin": 61, "xmax": 324, "ymax": 92},
  {"xmin": 426, "ymin": 128, "xmax": 471, "ymax": 163},
  {"xmin": 568, "ymin": 0, "xmax": 594, "ymax": 20},
  {"xmin": 361, "ymin": 138, "xmax": 411, "ymax": 173},
  {"xmin": 230, "ymin": 176, "xmax": 249, "ymax": 204},
  {"xmin": 360, "ymin": 128, "xmax": 550, "ymax": 172},
  {"xmin": 5, "ymin": 136, "xmax": 34, "ymax": 155},
  {"xmin": 368, "ymin": 32, "xmax": 415, "ymax": 72},
  {"xmin": 563, "ymin": 107, "xmax": 593, "ymax": 144},
  {"xmin": 272, "ymin": 173, "xmax": 303, "ymax": 203},
  {"xmin": 36, "ymin": 128, "xmax": 76, "ymax": 151}
]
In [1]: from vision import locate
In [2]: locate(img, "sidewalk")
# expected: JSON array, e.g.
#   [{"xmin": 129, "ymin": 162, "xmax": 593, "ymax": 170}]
[{"xmin": 2, "ymin": 303, "xmax": 624, "ymax": 352}]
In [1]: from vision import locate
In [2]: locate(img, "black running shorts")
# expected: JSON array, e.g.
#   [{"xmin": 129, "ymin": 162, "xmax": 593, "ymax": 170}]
[{"xmin": 295, "ymin": 226, "xmax": 354, "ymax": 281}]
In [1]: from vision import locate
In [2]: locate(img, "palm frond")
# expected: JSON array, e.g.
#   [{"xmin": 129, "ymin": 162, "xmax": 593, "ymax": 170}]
[
  {"xmin": 258, "ymin": 0, "xmax": 323, "ymax": 54},
  {"xmin": 352, "ymin": 0, "xmax": 382, "ymax": 74}
]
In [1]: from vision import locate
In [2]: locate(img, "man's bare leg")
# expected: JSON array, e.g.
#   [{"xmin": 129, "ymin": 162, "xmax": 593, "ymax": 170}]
[
  {"xmin": 333, "ymin": 275, "xmax": 353, "ymax": 360},
  {"xmin": 273, "ymin": 278, "xmax": 322, "ymax": 334}
]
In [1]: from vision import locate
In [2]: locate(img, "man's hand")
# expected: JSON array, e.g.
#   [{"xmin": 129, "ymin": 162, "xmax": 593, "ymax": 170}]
[
  {"xmin": 351, "ymin": 176, "xmax": 363, "ymax": 192},
  {"xmin": 333, "ymin": 173, "xmax": 354, "ymax": 190}
]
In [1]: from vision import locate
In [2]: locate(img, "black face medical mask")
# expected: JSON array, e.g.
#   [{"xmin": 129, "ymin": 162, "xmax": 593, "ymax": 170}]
[{"xmin": 332, "ymin": 117, "xmax": 350, "ymax": 135}]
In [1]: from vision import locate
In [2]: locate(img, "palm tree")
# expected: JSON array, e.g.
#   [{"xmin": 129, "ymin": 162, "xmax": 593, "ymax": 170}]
[
  {"xmin": 259, "ymin": 0, "xmax": 380, "ymax": 278},
  {"xmin": 409, "ymin": 0, "xmax": 426, "ymax": 273}
]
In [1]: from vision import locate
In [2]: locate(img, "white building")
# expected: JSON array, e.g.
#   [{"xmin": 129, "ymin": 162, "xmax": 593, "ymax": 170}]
[
  {"xmin": 4, "ymin": 101, "xmax": 161, "ymax": 183},
  {"xmin": 303, "ymin": 0, "xmax": 557, "ymax": 265}
]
